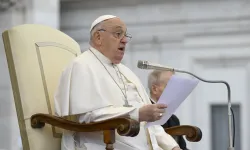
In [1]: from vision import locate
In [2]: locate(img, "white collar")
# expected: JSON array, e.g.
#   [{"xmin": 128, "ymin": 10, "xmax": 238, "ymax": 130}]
[
  {"xmin": 150, "ymin": 98, "xmax": 157, "ymax": 104},
  {"xmin": 89, "ymin": 47, "xmax": 113, "ymax": 65}
]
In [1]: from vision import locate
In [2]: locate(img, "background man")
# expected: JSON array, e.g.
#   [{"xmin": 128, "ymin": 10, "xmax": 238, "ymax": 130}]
[
  {"xmin": 148, "ymin": 70, "xmax": 189, "ymax": 150},
  {"xmin": 54, "ymin": 15, "xmax": 182, "ymax": 150}
]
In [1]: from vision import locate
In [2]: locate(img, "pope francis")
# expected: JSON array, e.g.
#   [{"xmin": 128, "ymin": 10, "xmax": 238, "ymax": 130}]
[{"xmin": 54, "ymin": 15, "xmax": 182, "ymax": 150}]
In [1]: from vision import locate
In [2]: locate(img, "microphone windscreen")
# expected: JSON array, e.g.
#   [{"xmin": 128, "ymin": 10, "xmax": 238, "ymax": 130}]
[{"xmin": 137, "ymin": 60, "xmax": 148, "ymax": 69}]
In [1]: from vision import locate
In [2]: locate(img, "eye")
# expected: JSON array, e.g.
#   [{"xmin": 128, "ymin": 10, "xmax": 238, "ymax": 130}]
[{"xmin": 115, "ymin": 32, "xmax": 122, "ymax": 38}]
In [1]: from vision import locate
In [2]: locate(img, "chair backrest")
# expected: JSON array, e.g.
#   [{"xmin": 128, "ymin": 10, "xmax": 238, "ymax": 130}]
[{"xmin": 2, "ymin": 24, "xmax": 81, "ymax": 150}]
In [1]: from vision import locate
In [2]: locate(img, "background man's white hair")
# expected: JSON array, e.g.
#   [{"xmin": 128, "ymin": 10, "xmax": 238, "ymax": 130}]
[
  {"xmin": 148, "ymin": 70, "xmax": 163, "ymax": 93},
  {"xmin": 148, "ymin": 70, "xmax": 175, "ymax": 93}
]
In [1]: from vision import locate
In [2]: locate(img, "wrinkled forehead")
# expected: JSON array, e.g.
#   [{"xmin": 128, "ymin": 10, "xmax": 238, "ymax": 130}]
[{"xmin": 102, "ymin": 18, "xmax": 127, "ymax": 31}]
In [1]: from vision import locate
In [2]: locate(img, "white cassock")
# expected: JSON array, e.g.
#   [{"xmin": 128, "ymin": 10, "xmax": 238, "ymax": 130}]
[{"xmin": 54, "ymin": 47, "xmax": 178, "ymax": 150}]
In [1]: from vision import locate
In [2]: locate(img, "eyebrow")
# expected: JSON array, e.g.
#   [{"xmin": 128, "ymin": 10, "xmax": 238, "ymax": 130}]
[
  {"xmin": 114, "ymin": 26, "xmax": 122, "ymax": 29},
  {"xmin": 112, "ymin": 25, "xmax": 127, "ymax": 31}
]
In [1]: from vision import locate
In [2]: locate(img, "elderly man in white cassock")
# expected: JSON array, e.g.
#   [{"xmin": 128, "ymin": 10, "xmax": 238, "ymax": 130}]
[{"xmin": 54, "ymin": 15, "xmax": 182, "ymax": 150}]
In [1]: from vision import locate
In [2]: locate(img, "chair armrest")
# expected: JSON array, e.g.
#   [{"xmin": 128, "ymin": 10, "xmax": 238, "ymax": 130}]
[
  {"xmin": 164, "ymin": 125, "xmax": 202, "ymax": 142},
  {"xmin": 31, "ymin": 113, "xmax": 140, "ymax": 137}
]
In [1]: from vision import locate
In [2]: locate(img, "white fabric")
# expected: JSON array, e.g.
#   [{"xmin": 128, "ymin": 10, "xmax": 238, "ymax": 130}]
[
  {"xmin": 90, "ymin": 15, "xmax": 117, "ymax": 32},
  {"xmin": 54, "ymin": 47, "xmax": 178, "ymax": 150}
]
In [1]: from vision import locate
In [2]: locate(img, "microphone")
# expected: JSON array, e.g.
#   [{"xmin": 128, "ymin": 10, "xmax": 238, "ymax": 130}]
[
  {"xmin": 137, "ymin": 60, "xmax": 175, "ymax": 71},
  {"xmin": 137, "ymin": 60, "xmax": 235, "ymax": 150}
]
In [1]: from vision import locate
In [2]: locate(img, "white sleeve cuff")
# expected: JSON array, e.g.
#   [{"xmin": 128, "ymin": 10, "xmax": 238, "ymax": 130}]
[
  {"xmin": 154, "ymin": 126, "xmax": 179, "ymax": 150},
  {"xmin": 78, "ymin": 106, "xmax": 138, "ymax": 123},
  {"xmin": 129, "ymin": 108, "xmax": 139, "ymax": 121}
]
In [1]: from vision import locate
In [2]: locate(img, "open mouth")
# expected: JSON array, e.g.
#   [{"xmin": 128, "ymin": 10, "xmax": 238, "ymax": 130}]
[{"xmin": 118, "ymin": 47, "xmax": 125, "ymax": 51}]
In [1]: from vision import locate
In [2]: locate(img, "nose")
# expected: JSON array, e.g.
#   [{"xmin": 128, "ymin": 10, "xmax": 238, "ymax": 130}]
[{"xmin": 120, "ymin": 36, "xmax": 128, "ymax": 44}]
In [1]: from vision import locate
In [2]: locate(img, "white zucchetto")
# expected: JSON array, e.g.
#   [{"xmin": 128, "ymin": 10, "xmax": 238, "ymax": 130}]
[{"xmin": 90, "ymin": 15, "xmax": 117, "ymax": 32}]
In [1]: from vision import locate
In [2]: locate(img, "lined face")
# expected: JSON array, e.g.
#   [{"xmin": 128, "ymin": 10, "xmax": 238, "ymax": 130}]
[
  {"xmin": 152, "ymin": 71, "xmax": 174, "ymax": 101},
  {"xmin": 95, "ymin": 17, "xmax": 130, "ymax": 64}
]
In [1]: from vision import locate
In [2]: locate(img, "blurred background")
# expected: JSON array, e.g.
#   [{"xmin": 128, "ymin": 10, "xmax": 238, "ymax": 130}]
[{"xmin": 1, "ymin": 0, "xmax": 250, "ymax": 150}]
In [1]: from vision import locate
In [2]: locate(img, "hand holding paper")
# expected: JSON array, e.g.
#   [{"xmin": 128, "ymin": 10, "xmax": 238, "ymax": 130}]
[{"xmin": 146, "ymin": 75, "xmax": 199, "ymax": 128}]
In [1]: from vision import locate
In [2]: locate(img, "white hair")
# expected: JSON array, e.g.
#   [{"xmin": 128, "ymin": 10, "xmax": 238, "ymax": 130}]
[
  {"xmin": 89, "ymin": 22, "xmax": 104, "ymax": 43},
  {"xmin": 148, "ymin": 70, "xmax": 175, "ymax": 93},
  {"xmin": 148, "ymin": 70, "xmax": 163, "ymax": 93}
]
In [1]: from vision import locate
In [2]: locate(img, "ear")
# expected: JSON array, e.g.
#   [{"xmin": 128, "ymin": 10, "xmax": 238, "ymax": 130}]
[
  {"xmin": 151, "ymin": 84, "xmax": 158, "ymax": 95},
  {"xmin": 94, "ymin": 31, "xmax": 102, "ymax": 45}
]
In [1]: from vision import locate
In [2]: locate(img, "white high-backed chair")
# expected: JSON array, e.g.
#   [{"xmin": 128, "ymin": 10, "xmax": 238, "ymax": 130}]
[{"xmin": 2, "ymin": 24, "xmax": 202, "ymax": 150}]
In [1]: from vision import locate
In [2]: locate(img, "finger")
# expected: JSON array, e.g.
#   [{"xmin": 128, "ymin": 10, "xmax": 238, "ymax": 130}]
[
  {"xmin": 157, "ymin": 109, "xmax": 165, "ymax": 114},
  {"xmin": 156, "ymin": 103, "xmax": 167, "ymax": 108}
]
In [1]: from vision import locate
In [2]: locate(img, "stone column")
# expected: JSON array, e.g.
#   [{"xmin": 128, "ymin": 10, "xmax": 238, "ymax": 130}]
[
  {"xmin": 0, "ymin": 6, "xmax": 22, "ymax": 150},
  {"xmin": 25, "ymin": 0, "xmax": 60, "ymax": 29},
  {"xmin": 0, "ymin": 0, "xmax": 60, "ymax": 149}
]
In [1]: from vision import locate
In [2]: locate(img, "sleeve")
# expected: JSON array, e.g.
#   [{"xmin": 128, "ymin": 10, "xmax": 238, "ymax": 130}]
[
  {"xmin": 78, "ymin": 106, "xmax": 139, "ymax": 123},
  {"xmin": 153, "ymin": 125, "xmax": 179, "ymax": 150},
  {"xmin": 171, "ymin": 114, "xmax": 180, "ymax": 125},
  {"xmin": 69, "ymin": 61, "xmax": 113, "ymax": 115}
]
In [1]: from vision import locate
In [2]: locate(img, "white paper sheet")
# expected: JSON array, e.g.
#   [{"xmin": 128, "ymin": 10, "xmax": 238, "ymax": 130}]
[{"xmin": 146, "ymin": 75, "xmax": 199, "ymax": 128}]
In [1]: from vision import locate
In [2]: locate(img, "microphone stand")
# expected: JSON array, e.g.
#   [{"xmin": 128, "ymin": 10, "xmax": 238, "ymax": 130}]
[
  {"xmin": 137, "ymin": 60, "xmax": 235, "ymax": 149},
  {"xmin": 173, "ymin": 69, "xmax": 234, "ymax": 150}
]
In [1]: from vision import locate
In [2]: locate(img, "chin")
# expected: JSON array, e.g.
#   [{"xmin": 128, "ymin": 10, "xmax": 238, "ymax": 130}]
[
  {"xmin": 112, "ymin": 56, "xmax": 123, "ymax": 64},
  {"xmin": 112, "ymin": 58, "xmax": 123, "ymax": 64},
  {"xmin": 112, "ymin": 60, "xmax": 122, "ymax": 64}
]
